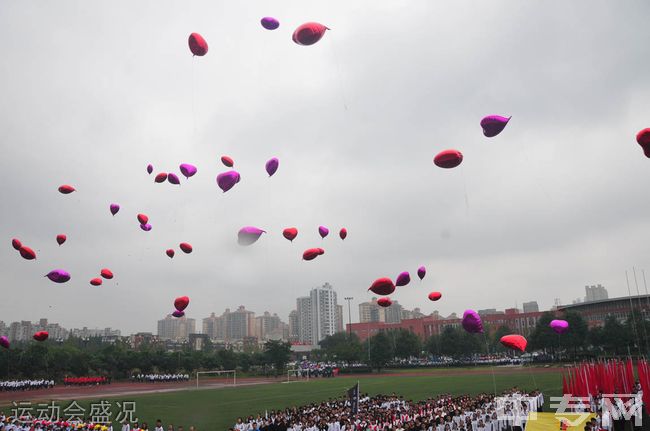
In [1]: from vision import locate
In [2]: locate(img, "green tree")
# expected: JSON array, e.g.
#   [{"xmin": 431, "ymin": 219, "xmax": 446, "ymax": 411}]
[
  {"xmin": 368, "ymin": 331, "xmax": 393, "ymax": 372},
  {"xmin": 393, "ymin": 329, "xmax": 421, "ymax": 359},
  {"xmin": 319, "ymin": 332, "xmax": 362, "ymax": 362},
  {"xmin": 528, "ymin": 312, "xmax": 556, "ymax": 352},
  {"xmin": 263, "ymin": 340, "xmax": 291, "ymax": 374},
  {"xmin": 424, "ymin": 335, "xmax": 440, "ymax": 356}
]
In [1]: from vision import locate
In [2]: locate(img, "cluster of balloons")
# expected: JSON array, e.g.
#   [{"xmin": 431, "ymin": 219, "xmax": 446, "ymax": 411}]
[
  {"xmin": 188, "ymin": 20, "xmax": 329, "ymax": 58},
  {"xmin": 90, "ymin": 268, "xmax": 114, "ymax": 287},
  {"xmin": 11, "ymin": 238, "xmax": 36, "ymax": 260},
  {"xmin": 433, "ymin": 116, "xmax": 511, "ymax": 170},
  {"xmin": 172, "ymin": 296, "xmax": 190, "ymax": 318},
  {"xmin": 367, "ymin": 266, "xmax": 434, "ymax": 307},
  {"xmin": 166, "ymin": 242, "xmax": 193, "ymax": 258},
  {"xmin": 147, "ymin": 163, "xmax": 198, "ymax": 186}
]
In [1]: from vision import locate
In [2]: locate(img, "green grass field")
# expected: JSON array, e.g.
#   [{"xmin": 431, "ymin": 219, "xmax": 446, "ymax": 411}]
[{"xmin": 4, "ymin": 368, "xmax": 563, "ymax": 431}]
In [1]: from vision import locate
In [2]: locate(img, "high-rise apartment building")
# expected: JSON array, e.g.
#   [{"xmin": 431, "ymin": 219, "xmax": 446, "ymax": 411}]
[
  {"xmin": 157, "ymin": 315, "xmax": 195, "ymax": 341},
  {"xmin": 585, "ymin": 285, "xmax": 608, "ymax": 302},
  {"xmin": 522, "ymin": 301, "xmax": 539, "ymax": 313}
]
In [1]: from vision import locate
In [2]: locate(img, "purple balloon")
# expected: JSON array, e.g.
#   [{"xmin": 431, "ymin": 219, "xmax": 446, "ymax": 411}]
[
  {"xmin": 265, "ymin": 157, "xmax": 279, "ymax": 177},
  {"xmin": 217, "ymin": 170, "xmax": 241, "ymax": 193},
  {"xmin": 480, "ymin": 115, "xmax": 511, "ymax": 138},
  {"xmin": 0, "ymin": 336, "xmax": 9, "ymax": 349},
  {"xmin": 395, "ymin": 271, "xmax": 411, "ymax": 287},
  {"xmin": 168, "ymin": 173, "xmax": 181, "ymax": 185},
  {"xmin": 238, "ymin": 226, "xmax": 266, "ymax": 246},
  {"xmin": 261, "ymin": 17, "xmax": 280, "ymax": 30},
  {"xmin": 110, "ymin": 203, "xmax": 120, "ymax": 216},
  {"xmin": 45, "ymin": 269, "xmax": 71, "ymax": 283},
  {"xmin": 179, "ymin": 163, "xmax": 197, "ymax": 179},
  {"xmin": 318, "ymin": 226, "xmax": 329, "ymax": 239},
  {"xmin": 417, "ymin": 266, "xmax": 426, "ymax": 280},
  {"xmin": 147, "ymin": 164, "xmax": 153, "ymax": 174},
  {"xmin": 172, "ymin": 310, "xmax": 185, "ymax": 318},
  {"xmin": 550, "ymin": 319, "xmax": 569, "ymax": 334},
  {"xmin": 462, "ymin": 310, "xmax": 483, "ymax": 334},
  {"xmin": 140, "ymin": 223, "xmax": 152, "ymax": 232}
]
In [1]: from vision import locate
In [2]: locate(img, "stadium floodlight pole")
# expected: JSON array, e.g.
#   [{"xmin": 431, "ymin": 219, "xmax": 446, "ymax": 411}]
[{"xmin": 344, "ymin": 297, "xmax": 353, "ymax": 337}]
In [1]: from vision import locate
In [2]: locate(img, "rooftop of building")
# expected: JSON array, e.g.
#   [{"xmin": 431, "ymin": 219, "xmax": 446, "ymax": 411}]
[{"xmin": 557, "ymin": 294, "xmax": 650, "ymax": 310}]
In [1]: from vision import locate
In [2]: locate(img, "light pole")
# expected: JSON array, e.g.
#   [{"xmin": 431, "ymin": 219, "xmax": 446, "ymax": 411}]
[{"xmin": 344, "ymin": 297, "xmax": 353, "ymax": 337}]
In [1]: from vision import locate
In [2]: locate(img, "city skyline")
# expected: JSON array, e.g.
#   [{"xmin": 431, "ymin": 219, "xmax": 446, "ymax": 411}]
[{"xmin": 0, "ymin": 283, "xmax": 623, "ymax": 340}]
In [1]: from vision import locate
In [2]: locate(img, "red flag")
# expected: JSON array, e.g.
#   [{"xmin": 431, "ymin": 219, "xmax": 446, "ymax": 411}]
[{"xmin": 562, "ymin": 373, "xmax": 569, "ymax": 395}]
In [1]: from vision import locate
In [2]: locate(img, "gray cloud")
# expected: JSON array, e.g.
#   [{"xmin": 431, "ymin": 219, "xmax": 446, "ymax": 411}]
[{"xmin": 2, "ymin": 0, "xmax": 650, "ymax": 334}]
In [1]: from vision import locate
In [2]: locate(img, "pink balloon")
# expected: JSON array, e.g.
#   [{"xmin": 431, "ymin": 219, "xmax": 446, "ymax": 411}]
[
  {"xmin": 238, "ymin": 226, "xmax": 266, "ymax": 246},
  {"xmin": 265, "ymin": 158, "xmax": 279, "ymax": 177},
  {"xmin": 217, "ymin": 171, "xmax": 241, "ymax": 193},
  {"xmin": 179, "ymin": 163, "xmax": 197, "ymax": 179}
]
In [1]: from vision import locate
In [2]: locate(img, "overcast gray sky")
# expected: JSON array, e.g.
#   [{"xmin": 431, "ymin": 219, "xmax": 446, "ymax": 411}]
[{"xmin": 1, "ymin": 1, "xmax": 650, "ymax": 335}]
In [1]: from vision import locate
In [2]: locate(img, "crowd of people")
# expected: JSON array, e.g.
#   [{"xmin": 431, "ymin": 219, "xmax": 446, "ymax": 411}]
[
  {"xmin": 63, "ymin": 377, "xmax": 110, "ymax": 386},
  {"xmin": 291, "ymin": 362, "xmax": 339, "ymax": 379},
  {"xmin": 0, "ymin": 380, "xmax": 55, "ymax": 392},
  {"xmin": 129, "ymin": 374, "xmax": 190, "ymax": 383},
  {"xmin": 230, "ymin": 389, "xmax": 549, "ymax": 431},
  {"xmin": 0, "ymin": 416, "xmax": 199, "ymax": 431}
]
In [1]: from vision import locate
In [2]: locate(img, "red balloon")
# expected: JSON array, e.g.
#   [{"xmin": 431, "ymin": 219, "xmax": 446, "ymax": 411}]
[
  {"xmin": 221, "ymin": 156, "xmax": 234, "ymax": 167},
  {"xmin": 428, "ymin": 291, "xmax": 442, "ymax": 301},
  {"xmin": 292, "ymin": 22, "xmax": 329, "ymax": 46},
  {"xmin": 377, "ymin": 297, "xmax": 392, "ymax": 307},
  {"xmin": 33, "ymin": 331, "xmax": 49, "ymax": 342},
  {"xmin": 174, "ymin": 296, "xmax": 190, "ymax": 311},
  {"xmin": 11, "ymin": 238, "xmax": 22, "ymax": 251},
  {"xmin": 636, "ymin": 128, "xmax": 650, "ymax": 157},
  {"xmin": 188, "ymin": 33, "xmax": 208, "ymax": 56},
  {"xmin": 154, "ymin": 173, "xmax": 168, "ymax": 183},
  {"xmin": 179, "ymin": 242, "xmax": 193, "ymax": 254},
  {"xmin": 303, "ymin": 248, "xmax": 323, "ymax": 261},
  {"xmin": 100, "ymin": 268, "xmax": 113, "ymax": 279},
  {"xmin": 434, "ymin": 149, "xmax": 463, "ymax": 169},
  {"xmin": 90, "ymin": 278, "xmax": 103, "ymax": 286},
  {"xmin": 58, "ymin": 185, "xmax": 76, "ymax": 194},
  {"xmin": 56, "ymin": 234, "xmax": 66, "ymax": 246},
  {"xmin": 283, "ymin": 228, "xmax": 298, "ymax": 242},
  {"xmin": 137, "ymin": 214, "xmax": 149, "ymax": 225},
  {"xmin": 500, "ymin": 334, "xmax": 527, "ymax": 352},
  {"xmin": 166, "ymin": 249, "xmax": 175, "ymax": 258},
  {"xmin": 368, "ymin": 277, "xmax": 395, "ymax": 296},
  {"xmin": 339, "ymin": 228, "xmax": 347, "ymax": 240},
  {"xmin": 19, "ymin": 246, "xmax": 36, "ymax": 260}
]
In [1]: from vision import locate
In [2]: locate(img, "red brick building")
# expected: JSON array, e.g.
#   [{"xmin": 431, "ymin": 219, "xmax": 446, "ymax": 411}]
[{"xmin": 347, "ymin": 308, "xmax": 544, "ymax": 342}]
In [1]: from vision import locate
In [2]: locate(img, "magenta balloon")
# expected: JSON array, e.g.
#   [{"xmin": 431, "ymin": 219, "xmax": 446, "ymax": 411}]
[
  {"xmin": 238, "ymin": 226, "xmax": 266, "ymax": 246},
  {"xmin": 217, "ymin": 171, "xmax": 241, "ymax": 193},
  {"xmin": 417, "ymin": 266, "xmax": 426, "ymax": 280},
  {"xmin": 480, "ymin": 115, "xmax": 511, "ymax": 138},
  {"xmin": 147, "ymin": 164, "xmax": 153, "ymax": 174},
  {"xmin": 395, "ymin": 271, "xmax": 411, "ymax": 287},
  {"xmin": 172, "ymin": 310, "xmax": 185, "ymax": 318},
  {"xmin": 45, "ymin": 269, "xmax": 71, "ymax": 283},
  {"xmin": 318, "ymin": 226, "xmax": 329, "ymax": 238},
  {"xmin": 550, "ymin": 319, "xmax": 569, "ymax": 334},
  {"xmin": 0, "ymin": 336, "xmax": 8, "ymax": 349},
  {"xmin": 110, "ymin": 203, "xmax": 120, "ymax": 216},
  {"xmin": 168, "ymin": 173, "xmax": 181, "ymax": 185},
  {"xmin": 179, "ymin": 163, "xmax": 197, "ymax": 179},
  {"xmin": 265, "ymin": 158, "xmax": 279, "ymax": 177},
  {"xmin": 261, "ymin": 17, "xmax": 280, "ymax": 30},
  {"xmin": 140, "ymin": 223, "xmax": 152, "ymax": 232},
  {"xmin": 462, "ymin": 310, "xmax": 483, "ymax": 334}
]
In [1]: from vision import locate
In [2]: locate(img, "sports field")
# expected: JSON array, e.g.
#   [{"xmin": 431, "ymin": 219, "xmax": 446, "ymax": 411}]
[{"xmin": 1, "ymin": 367, "xmax": 563, "ymax": 431}]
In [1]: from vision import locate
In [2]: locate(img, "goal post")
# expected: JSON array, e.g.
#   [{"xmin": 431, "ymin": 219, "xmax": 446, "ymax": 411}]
[
  {"xmin": 196, "ymin": 370, "xmax": 237, "ymax": 388},
  {"xmin": 286, "ymin": 368, "xmax": 309, "ymax": 383}
]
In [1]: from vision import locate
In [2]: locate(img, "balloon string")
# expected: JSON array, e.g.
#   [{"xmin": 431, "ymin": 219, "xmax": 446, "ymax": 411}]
[{"xmin": 483, "ymin": 333, "xmax": 497, "ymax": 397}]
